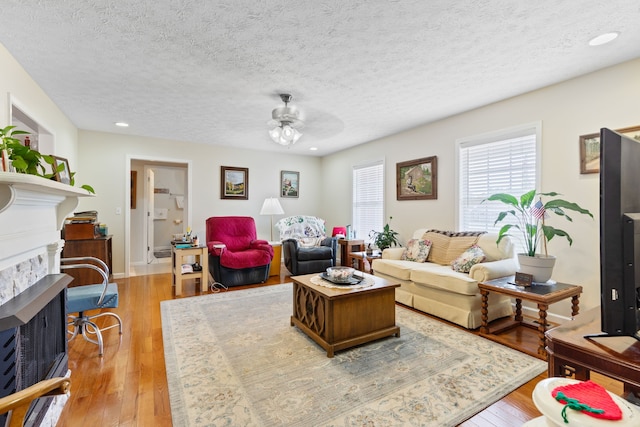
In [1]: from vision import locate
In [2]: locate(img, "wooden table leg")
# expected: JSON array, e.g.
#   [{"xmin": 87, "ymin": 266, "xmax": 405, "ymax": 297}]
[
  {"xmin": 571, "ymin": 295, "xmax": 580, "ymax": 318},
  {"xmin": 480, "ymin": 290, "xmax": 489, "ymax": 333},
  {"xmin": 537, "ymin": 303, "xmax": 549, "ymax": 359},
  {"xmin": 514, "ymin": 298, "xmax": 523, "ymax": 322}
]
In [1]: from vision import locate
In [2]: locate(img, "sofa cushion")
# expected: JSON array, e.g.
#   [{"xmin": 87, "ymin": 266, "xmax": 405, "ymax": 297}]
[
  {"xmin": 401, "ymin": 239, "xmax": 431, "ymax": 262},
  {"xmin": 297, "ymin": 246, "xmax": 332, "ymax": 261},
  {"xmin": 422, "ymin": 230, "xmax": 484, "ymax": 265},
  {"xmin": 451, "ymin": 244, "xmax": 486, "ymax": 273},
  {"xmin": 409, "ymin": 264, "xmax": 480, "ymax": 296},
  {"xmin": 476, "ymin": 233, "xmax": 515, "ymax": 261},
  {"xmin": 372, "ymin": 259, "xmax": 416, "ymax": 281}
]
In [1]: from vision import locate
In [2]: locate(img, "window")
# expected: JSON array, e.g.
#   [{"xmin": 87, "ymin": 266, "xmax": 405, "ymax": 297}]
[
  {"xmin": 352, "ymin": 160, "xmax": 384, "ymax": 242},
  {"xmin": 457, "ymin": 122, "xmax": 540, "ymax": 249}
]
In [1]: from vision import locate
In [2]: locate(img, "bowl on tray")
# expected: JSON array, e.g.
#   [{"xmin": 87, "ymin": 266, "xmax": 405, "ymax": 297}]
[{"xmin": 325, "ymin": 266, "xmax": 355, "ymax": 283}]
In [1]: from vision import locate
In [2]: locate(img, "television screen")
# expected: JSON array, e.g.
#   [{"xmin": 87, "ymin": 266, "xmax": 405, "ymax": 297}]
[{"xmin": 598, "ymin": 127, "xmax": 640, "ymax": 339}]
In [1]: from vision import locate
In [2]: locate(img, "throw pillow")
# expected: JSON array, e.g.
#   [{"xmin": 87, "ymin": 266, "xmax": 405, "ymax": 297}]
[
  {"xmin": 401, "ymin": 239, "xmax": 432, "ymax": 262},
  {"xmin": 451, "ymin": 244, "xmax": 486, "ymax": 273}
]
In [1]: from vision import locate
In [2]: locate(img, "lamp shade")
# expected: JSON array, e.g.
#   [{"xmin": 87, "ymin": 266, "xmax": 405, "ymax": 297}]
[{"xmin": 260, "ymin": 197, "xmax": 284, "ymax": 216}]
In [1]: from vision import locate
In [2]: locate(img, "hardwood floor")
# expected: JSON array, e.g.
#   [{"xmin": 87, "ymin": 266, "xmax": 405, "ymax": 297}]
[{"xmin": 57, "ymin": 272, "xmax": 622, "ymax": 426}]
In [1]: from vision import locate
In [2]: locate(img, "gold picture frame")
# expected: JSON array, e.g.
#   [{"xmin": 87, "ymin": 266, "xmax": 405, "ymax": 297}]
[
  {"xmin": 396, "ymin": 156, "xmax": 437, "ymax": 200},
  {"xmin": 51, "ymin": 156, "xmax": 71, "ymax": 184},
  {"xmin": 580, "ymin": 125, "xmax": 640, "ymax": 174}
]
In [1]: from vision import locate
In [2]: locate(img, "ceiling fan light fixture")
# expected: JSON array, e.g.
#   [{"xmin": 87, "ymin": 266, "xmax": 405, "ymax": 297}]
[
  {"xmin": 268, "ymin": 93, "xmax": 305, "ymax": 146},
  {"xmin": 269, "ymin": 123, "xmax": 302, "ymax": 146}
]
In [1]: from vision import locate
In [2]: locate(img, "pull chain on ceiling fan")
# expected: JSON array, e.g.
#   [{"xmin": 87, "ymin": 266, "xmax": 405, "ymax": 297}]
[{"xmin": 268, "ymin": 94, "xmax": 304, "ymax": 146}]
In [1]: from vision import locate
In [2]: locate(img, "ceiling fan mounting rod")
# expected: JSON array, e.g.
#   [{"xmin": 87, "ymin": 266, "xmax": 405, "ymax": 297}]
[{"xmin": 279, "ymin": 93, "xmax": 293, "ymax": 105}]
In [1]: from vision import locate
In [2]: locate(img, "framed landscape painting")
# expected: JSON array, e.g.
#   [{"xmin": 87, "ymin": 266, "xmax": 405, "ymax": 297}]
[
  {"xmin": 396, "ymin": 156, "xmax": 437, "ymax": 200},
  {"xmin": 580, "ymin": 125, "xmax": 640, "ymax": 174},
  {"xmin": 281, "ymin": 170, "xmax": 299, "ymax": 198},
  {"xmin": 221, "ymin": 166, "xmax": 248, "ymax": 200}
]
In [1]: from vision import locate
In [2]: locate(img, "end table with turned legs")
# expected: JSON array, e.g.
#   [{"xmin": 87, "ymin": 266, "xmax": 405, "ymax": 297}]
[{"xmin": 478, "ymin": 276, "xmax": 582, "ymax": 360}]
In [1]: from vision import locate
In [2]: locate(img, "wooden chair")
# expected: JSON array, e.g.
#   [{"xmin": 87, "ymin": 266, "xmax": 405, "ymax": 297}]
[{"xmin": 0, "ymin": 377, "xmax": 70, "ymax": 427}]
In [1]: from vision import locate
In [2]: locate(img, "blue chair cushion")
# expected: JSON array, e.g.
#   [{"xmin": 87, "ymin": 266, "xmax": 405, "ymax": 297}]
[{"xmin": 67, "ymin": 283, "xmax": 119, "ymax": 313}]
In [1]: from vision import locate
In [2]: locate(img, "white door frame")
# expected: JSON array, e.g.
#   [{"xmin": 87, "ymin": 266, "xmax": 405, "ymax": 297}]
[{"xmin": 124, "ymin": 155, "xmax": 192, "ymax": 277}]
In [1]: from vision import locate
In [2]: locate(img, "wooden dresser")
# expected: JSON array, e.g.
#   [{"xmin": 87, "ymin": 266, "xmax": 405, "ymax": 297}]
[{"xmin": 61, "ymin": 235, "xmax": 113, "ymax": 286}]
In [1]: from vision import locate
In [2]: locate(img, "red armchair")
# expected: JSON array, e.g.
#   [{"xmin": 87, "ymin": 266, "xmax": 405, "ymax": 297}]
[{"xmin": 206, "ymin": 216, "xmax": 274, "ymax": 287}]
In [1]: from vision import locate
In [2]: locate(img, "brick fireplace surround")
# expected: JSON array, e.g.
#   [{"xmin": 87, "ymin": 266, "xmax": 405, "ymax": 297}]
[{"xmin": 0, "ymin": 173, "xmax": 91, "ymax": 426}]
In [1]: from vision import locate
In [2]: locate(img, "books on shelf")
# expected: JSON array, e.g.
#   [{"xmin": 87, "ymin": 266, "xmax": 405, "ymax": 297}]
[{"xmin": 66, "ymin": 210, "xmax": 98, "ymax": 224}]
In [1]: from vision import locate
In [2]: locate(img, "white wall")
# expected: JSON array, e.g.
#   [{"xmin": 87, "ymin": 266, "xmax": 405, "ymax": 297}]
[
  {"xmin": 3, "ymin": 36, "xmax": 639, "ymax": 318},
  {"xmin": 321, "ymin": 58, "xmax": 640, "ymax": 317},
  {"xmin": 0, "ymin": 44, "xmax": 78, "ymax": 166},
  {"xmin": 75, "ymin": 131, "xmax": 323, "ymax": 275}
]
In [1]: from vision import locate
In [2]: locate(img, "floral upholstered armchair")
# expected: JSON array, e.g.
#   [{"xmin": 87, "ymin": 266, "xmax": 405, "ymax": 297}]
[{"xmin": 275, "ymin": 215, "xmax": 337, "ymax": 275}]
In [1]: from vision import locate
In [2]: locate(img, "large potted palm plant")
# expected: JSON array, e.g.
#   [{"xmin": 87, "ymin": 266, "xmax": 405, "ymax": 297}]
[{"xmin": 484, "ymin": 190, "xmax": 593, "ymax": 282}]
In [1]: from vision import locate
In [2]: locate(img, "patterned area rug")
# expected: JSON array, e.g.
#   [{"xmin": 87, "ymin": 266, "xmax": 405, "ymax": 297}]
[{"xmin": 161, "ymin": 283, "xmax": 546, "ymax": 426}]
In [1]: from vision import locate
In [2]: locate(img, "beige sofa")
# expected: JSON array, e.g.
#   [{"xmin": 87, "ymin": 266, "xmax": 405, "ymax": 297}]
[{"xmin": 372, "ymin": 229, "xmax": 517, "ymax": 329}]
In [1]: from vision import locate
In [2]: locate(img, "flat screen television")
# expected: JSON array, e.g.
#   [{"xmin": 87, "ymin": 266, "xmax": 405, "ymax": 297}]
[{"xmin": 595, "ymin": 127, "xmax": 640, "ymax": 340}]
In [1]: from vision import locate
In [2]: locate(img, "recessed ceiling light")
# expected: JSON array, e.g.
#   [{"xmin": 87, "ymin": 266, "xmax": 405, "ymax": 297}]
[
  {"xmin": 588, "ymin": 32, "xmax": 619, "ymax": 46},
  {"xmin": 114, "ymin": 122, "xmax": 129, "ymax": 127},
  {"xmin": 309, "ymin": 147, "xmax": 318, "ymax": 151}
]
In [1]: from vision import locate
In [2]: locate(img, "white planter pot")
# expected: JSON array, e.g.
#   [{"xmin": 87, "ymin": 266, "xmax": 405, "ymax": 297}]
[{"xmin": 517, "ymin": 254, "xmax": 556, "ymax": 283}]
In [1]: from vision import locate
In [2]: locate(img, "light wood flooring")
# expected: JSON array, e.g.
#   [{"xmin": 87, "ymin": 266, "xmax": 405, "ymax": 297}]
[{"xmin": 57, "ymin": 271, "xmax": 624, "ymax": 426}]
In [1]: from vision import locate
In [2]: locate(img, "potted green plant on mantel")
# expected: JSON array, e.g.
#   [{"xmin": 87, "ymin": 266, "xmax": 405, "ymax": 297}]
[
  {"xmin": 1, "ymin": 125, "xmax": 94, "ymax": 193},
  {"xmin": 369, "ymin": 217, "xmax": 400, "ymax": 252},
  {"xmin": 484, "ymin": 189, "xmax": 593, "ymax": 283}
]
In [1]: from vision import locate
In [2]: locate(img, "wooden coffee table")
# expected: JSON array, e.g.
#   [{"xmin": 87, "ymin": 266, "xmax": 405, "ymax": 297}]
[
  {"xmin": 290, "ymin": 272, "xmax": 400, "ymax": 357},
  {"xmin": 478, "ymin": 276, "xmax": 582, "ymax": 360}
]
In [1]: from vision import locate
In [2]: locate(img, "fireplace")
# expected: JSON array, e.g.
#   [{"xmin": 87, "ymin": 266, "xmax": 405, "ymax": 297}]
[
  {"xmin": 0, "ymin": 173, "xmax": 91, "ymax": 426},
  {"xmin": 0, "ymin": 273, "xmax": 71, "ymax": 426}
]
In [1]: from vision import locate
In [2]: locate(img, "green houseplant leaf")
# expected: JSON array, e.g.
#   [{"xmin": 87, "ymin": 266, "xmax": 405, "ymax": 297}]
[
  {"xmin": 369, "ymin": 217, "xmax": 400, "ymax": 251},
  {"xmin": 1, "ymin": 125, "xmax": 95, "ymax": 193},
  {"xmin": 483, "ymin": 189, "xmax": 593, "ymax": 256}
]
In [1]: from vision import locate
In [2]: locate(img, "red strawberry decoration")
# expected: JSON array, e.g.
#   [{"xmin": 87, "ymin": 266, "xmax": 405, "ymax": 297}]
[{"xmin": 552, "ymin": 380, "xmax": 622, "ymax": 423}]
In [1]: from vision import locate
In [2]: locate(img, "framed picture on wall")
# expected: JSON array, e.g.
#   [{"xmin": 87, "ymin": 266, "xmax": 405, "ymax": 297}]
[
  {"xmin": 221, "ymin": 166, "xmax": 249, "ymax": 200},
  {"xmin": 51, "ymin": 156, "xmax": 71, "ymax": 184},
  {"xmin": 281, "ymin": 170, "xmax": 299, "ymax": 198},
  {"xmin": 130, "ymin": 170, "xmax": 137, "ymax": 209},
  {"xmin": 396, "ymin": 156, "xmax": 438, "ymax": 200},
  {"xmin": 580, "ymin": 125, "xmax": 640, "ymax": 174}
]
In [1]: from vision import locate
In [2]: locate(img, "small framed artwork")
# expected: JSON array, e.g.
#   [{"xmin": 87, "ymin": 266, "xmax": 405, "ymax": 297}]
[
  {"xmin": 221, "ymin": 166, "xmax": 249, "ymax": 200},
  {"xmin": 281, "ymin": 170, "xmax": 299, "ymax": 198},
  {"xmin": 396, "ymin": 156, "xmax": 438, "ymax": 200},
  {"xmin": 580, "ymin": 125, "xmax": 640, "ymax": 174},
  {"xmin": 51, "ymin": 156, "xmax": 71, "ymax": 184}
]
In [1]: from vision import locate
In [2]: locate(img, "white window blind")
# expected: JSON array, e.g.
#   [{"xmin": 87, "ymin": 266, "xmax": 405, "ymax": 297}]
[
  {"xmin": 457, "ymin": 124, "xmax": 539, "ymax": 249},
  {"xmin": 352, "ymin": 161, "xmax": 384, "ymax": 242}
]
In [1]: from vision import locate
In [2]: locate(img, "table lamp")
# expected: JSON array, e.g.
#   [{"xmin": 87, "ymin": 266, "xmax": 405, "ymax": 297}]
[{"xmin": 260, "ymin": 197, "xmax": 284, "ymax": 241}]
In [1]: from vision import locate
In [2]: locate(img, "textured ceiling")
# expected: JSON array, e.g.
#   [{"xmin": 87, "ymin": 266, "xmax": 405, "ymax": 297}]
[{"xmin": 1, "ymin": 1, "xmax": 639, "ymax": 156}]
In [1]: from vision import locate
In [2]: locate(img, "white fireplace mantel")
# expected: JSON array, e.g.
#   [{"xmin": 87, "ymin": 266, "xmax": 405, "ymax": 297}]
[{"xmin": 0, "ymin": 172, "xmax": 93, "ymax": 272}]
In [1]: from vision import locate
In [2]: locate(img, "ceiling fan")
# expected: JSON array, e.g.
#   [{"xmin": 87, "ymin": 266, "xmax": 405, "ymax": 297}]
[{"xmin": 267, "ymin": 94, "xmax": 305, "ymax": 146}]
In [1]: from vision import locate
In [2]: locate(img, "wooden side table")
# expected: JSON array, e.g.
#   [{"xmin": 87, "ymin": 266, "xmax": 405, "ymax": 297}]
[
  {"xmin": 338, "ymin": 239, "xmax": 364, "ymax": 266},
  {"xmin": 268, "ymin": 241, "xmax": 282, "ymax": 277},
  {"xmin": 171, "ymin": 245, "xmax": 208, "ymax": 296},
  {"xmin": 546, "ymin": 307, "xmax": 640, "ymax": 400},
  {"xmin": 348, "ymin": 250, "xmax": 382, "ymax": 274},
  {"xmin": 478, "ymin": 276, "xmax": 582, "ymax": 360}
]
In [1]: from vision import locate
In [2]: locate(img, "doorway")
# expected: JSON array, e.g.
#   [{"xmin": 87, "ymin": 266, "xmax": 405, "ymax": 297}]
[{"xmin": 125, "ymin": 156, "xmax": 192, "ymax": 277}]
